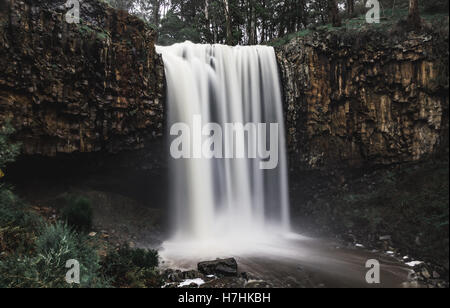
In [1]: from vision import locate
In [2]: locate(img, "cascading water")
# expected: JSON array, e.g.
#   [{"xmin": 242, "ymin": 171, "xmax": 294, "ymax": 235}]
[
  {"xmin": 154, "ymin": 43, "xmax": 412, "ymax": 288},
  {"xmin": 156, "ymin": 42, "xmax": 291, "ymax": 259}
]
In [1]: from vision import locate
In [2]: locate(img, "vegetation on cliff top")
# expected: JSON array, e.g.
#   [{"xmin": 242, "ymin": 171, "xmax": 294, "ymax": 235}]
[
  {"xmin": 269, "ymin": 2, "xmax": 449, "ymax": 47},
  {"xmin": 101, "ymin": 0, "xmax": 449, "ymax": 46}
]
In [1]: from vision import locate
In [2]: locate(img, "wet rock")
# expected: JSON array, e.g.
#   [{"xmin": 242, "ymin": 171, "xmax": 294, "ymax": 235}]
[
  {"xmin": 415, "ymin": 236, "xmax": 422, "ymax": 246},
  {"xmin": 163, "ymin": 269, "xmax": 184, "ymax": 283},
  {"xmin": 198, "ymin": 258, "xmax": 238, "ymax": 277},
  {"xmin": 421, "ymin": 268, "xmax": 431, "ymax": 279},
  {"xmin": 276, "ymin": 31, "xmax": 448, "ymax": 172},
  {"xmin": 0, "ymin": 0, "xmax": 165, "ymax": 157},
  {"xmin": 180, "ymin": 270, "xmax": 204, "ymax": 280},
  {"xmin": 244, "ymin": 281, "xmax": 272, "ymax": 288},
  {"xmin": 401, "ymin": 281, "xmax": 421, "ymax": 288},
  {"xmin": 163, "ymin": 269, "xmax": 206, "ymax": 285},
  {"xmin": 379, "ymin": 235, "xmax": 392, "ymax": 241},
  {"xmin": 342, "ymin": 233, "xmax": 356, "ymax": 244},
  {"xmin": 200, "ymin": 277, "xmax": 246, "ymax": 288}
]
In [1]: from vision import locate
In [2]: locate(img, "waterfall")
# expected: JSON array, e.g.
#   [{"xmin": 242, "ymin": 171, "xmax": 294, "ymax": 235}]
[{"xmin": 156, "ymin": 42, "xmax": 290, "ymax": 257}]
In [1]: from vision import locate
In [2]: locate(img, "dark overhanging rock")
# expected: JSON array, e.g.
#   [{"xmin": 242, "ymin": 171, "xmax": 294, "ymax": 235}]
[
  {"xmin": 0, "ymin": 0, "xmax": 168, "ymax": 210},
  {"xmin": 0, "ymin": 0, "xmax": 166, "ymax": 157}
]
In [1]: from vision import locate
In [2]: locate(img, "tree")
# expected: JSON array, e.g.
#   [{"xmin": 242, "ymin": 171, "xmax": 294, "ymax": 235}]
[
  {"xmin": 407, "ymin": 0, "xmax": 421, "ymax": 29},
  {"xmin": 107, "ymin": 0, "xmax": 134, "ymax": 11},
  {"xmin": 127, "ymin": 0, "xmax": 163, "ymax": 26},
  {"xmin": 310, "ymin": 0, "xmax": 329, "ymax": 25},
  {"xmin": 152, "ymin": 0, "xmax": 161, "ymax": 26},
  {"xmin": 328, "ymin": 0, "xmax": 341, "ymax": 27},
  {"xmin": 246, "ymin": 0, "xmax": 258, "ymax": 45},
  {"xmin": 347, "ymin": 0, "xmax": 354, "ymax": 16},
  {"xmin": 223, "ymin": 0, "xmax": 234, "ymax": 45}
]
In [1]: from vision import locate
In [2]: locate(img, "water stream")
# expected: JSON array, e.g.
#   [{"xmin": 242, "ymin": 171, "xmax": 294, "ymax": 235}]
[
  {"xmin": 155, "ymin": 42, "xmax": 412, "ymax": 287},
  {"xmin": 157, "ymin": 42, "xmax": 290, "ymax": 256}
]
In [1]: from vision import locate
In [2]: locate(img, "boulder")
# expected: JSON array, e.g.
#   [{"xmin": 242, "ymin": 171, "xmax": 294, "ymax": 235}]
[{"xmin": 198, "ymin": 258, "xmax": 238, "ymax": 277}]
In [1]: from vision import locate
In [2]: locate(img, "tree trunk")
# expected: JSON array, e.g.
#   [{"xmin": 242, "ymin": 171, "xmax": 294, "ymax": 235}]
[
  {"xmin": 407, "ymin": 0, "xmax": 421, "ymax": 29},
  {"xmin": 328, "ymin": 0, "xmax": 341, "ymax": 27},
  {"xmin": 261, "ymin": 0, "xmax": 267, "ymax": 42},
  {"xmin": 204, "ymin": 0, "xmax": 211, "ymax": 42},
  {"xmin": 205, "ymin": 0, "xmax": 209, "ymax": 20},
  {"xmin": 152, "ymin": 0, "xmax": 160, "ymax": 26},
  {"xmin": 223, "ymin": 0, "xmax": 233, "ymax": 45},
  {"xmin": 249, "ymin": 4, "xmax": 257, "ymax": 45},
  {"xmin": 347, "ymin": 0, "xmax": 354, "ymax": 16},
  {"xmin": 299, "ymin": 0, "xmax": 307, "ymax": 29}
]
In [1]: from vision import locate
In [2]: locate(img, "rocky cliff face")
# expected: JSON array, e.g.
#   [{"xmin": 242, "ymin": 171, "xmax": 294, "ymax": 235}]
[
  {"xmin": 0, "ymin": 0, "xmax": 165, "ymax": 156},
  {"xmin": 1, "ymin": 0, "xmax": 448, "ymax": 175},
  {"xmin": 276, "ymin": 30, "xmax": 449, "ymax": 171}
]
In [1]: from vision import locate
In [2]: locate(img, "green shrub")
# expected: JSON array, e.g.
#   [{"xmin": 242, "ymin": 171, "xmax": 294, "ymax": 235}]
[
  {"xmin": 0, "ymin": 185, "xmax": 43, "ymax": 255},
  {"xmin": 124, "ymin": 268, "xmax": 163, "ymax": 288},
  {"xmin": 0, "ymin": 222, "xmax": 109, "ymax": 288},
  {"xmin": 305, "ymin": 159, "xmax": 449, "ymax": 267},
  {"xmin": 61, "ymin": 196, "xmax": 94, "ymax": 232},
  {"xmin": 0, "ymin": 185, "xmax": 40, "ymax": 229},
  {"xmin": 128, "ymin": 247, "xmax": 159, "ymax": 269},
  {"xmin": 100, "ymin": 244, "xmax": 160, "ymax": 288},
  {"xmin": 0, "ymin": 122, "xmax": 20, "ymax": 170},
  {"xmin": 0, "ymin": 255, "xmax": 44, "ymax": 288},
  {"xmin": 0, "ymin": 126, "xmax": 162, "ymax": 288},
  {"xmin": 35, "ymin": 223, "xmax": 107, "ymax": 287}
]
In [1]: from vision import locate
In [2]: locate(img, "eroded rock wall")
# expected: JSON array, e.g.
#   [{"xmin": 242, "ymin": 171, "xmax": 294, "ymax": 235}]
[
  {"xmin": 276, "ymin": 30, "xmax": 449, "ymax": 171},
  {"xmin": 0, "ymin": 0, "xmax": 165, "ymax": 156}
]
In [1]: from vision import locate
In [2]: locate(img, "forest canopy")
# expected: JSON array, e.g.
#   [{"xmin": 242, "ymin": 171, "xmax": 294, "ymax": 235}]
[{"xmin": 104, "ymin": 0, "xmax": 447, "ymax": 45}]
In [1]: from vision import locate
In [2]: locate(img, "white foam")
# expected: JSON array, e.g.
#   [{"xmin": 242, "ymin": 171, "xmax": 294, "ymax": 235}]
[
  {"xmin": 406, "ymin": 261, "xmax": 424, "ymax": 267},
  {"xmin": 178, "ymin": 278, "xmax": 206, "ymax": 288}
]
